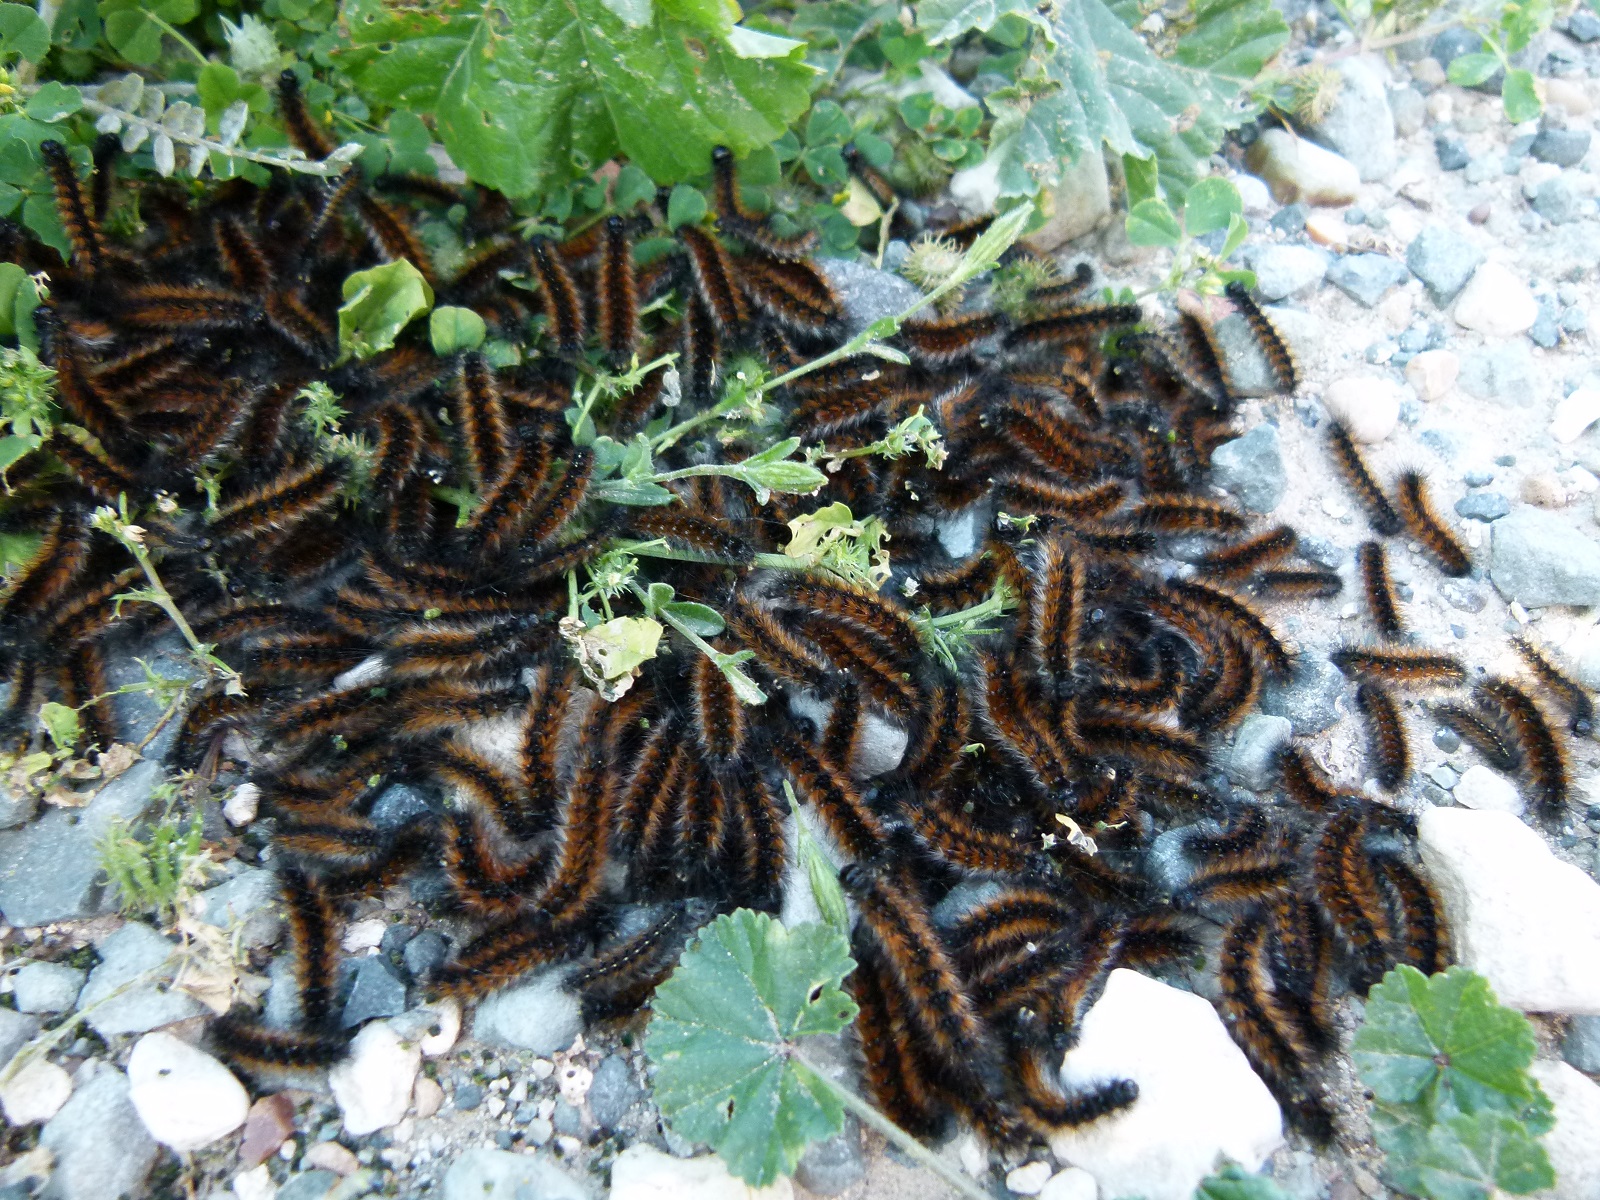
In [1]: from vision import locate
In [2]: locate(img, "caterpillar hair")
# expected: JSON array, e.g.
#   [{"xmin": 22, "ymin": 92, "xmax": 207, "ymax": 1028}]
[
  {"xmin": 1355, "ymin": 682, "xmax": 1409, "ymax": 792},
  {"xmin": 899, "ymin": 312, "xmax": 1005, "ymax": 364},
  {"xmin": 1165, "ymin": 578, "xmax": 1294, "ymax": 678},
  {"xmin": 775, "ymin": 738, "xmax": 886, "ymax": 860},
  {"xmin": 1432, "ymin": 702, "xmax": 1522, "ymax": 773},
  {"xmin": 996, "ymin": 477, "xmax": 1126, "ymax": 523},
  {"xmin": 1327, "ymin": 421, "xmax": 1402, "ymax": 535},
  {"xmin": 1276, "ymin": 743, "xmax": 1353, "ymax": 813},
  {"xmin": 739, "ymin": 253, "xmax": 841, "ymax": 334},
  {"xmin": 1223, "ymin": 282, "xmax": 1297, "ymax": 392},
  {"xmin": 210, "ymin": 1016, "xmax": 350, "ymax": 1072},
  {"xmin": 1003, "ymin": 305, "xmax": 1143, "ymax": 352},
  {"xmin": 1253, "ymin": 569, "xmax": 1343, "ymax": 599},
  {"xmin": 1394, "ymin": 471, "xmax": 1470, "ymax": 577},
  {"xmin": 848, "ymin": 956, "xmax": 950, "ymax": 1140},
  {"xmin": 678, "ymin": 223, "xmax": 749, "ymax": 335},
  {"xmin": 530, "ymin": 238, "xmax": 586, "ymax": 356},
  {"xmin": 1330, "ymin": 646, "xmax": 1467, "ymax": 689},
  {"xmin": 570, "ymin": 904, "xmax": 700, "ymax": 1021},
  {"xmin": 207, "ymin": 459, "xmax": 346, "ymax": 547},
  {"xmin": 709, "ymin": 146, "xmax": 818, "ymax": 260},
  {"xmin": 1512, "ymin": 633, "xmax": 1594, "ymax": 737},
  {"xmin": 596, "ymin": 216, "xmax": 638, "ymax": 366},
  {"xmin": 1474, "ymin": 677, "xmax": 1569, "ymax": 818},
  {"xmin": 1311, "ymin": 809, "xmax": 1393, "ymax": 986},
  {"xmin": 1371, "ymin": 852, "xmax": 1450, "ymax": 976},
  {"xmin": 41, "ymin": 141, "xmax": 103, "ymax": 273},
  {"xmin": 1127, "ymin": 495, "xmax": 1246, "ymax": 535},
  {"xmin": 453, "ymin": 353, "xmax": 515, "ymax": 490},
  {"xmin": 1357, "ymin": 541, "xmax": 1405, "ymax": 639},
  {"xmin": 1171, "ymin": 846, "xmax": 1297, "ymax": 911},
  {"xmin": 689, "ymin": 651, "xmax": 746, "ymax": 763}
]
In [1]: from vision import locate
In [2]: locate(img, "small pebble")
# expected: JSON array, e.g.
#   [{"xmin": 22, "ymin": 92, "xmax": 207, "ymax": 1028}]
[
  {"xmin": 1433, "ymin": 728, "xmax": 1462, "ymax": 753},
  {"xmin": 1468, "ymin": 202, "xmax": 1491, "ymax": 224},
  {"xmin": 1007, "ymin": 1161, "xmax": 1055, "ymax": 1196}
]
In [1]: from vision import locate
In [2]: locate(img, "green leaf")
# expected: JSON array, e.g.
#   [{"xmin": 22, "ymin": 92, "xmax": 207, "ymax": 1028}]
[
  {"xmin": 386, "ymin": 109, "xmax": 437, "ymax": 176},
  {"xmin": 100, "ymin": 0, "xmax": 198, "ymax": 65},
  {"xmin": 1184, "ymin": 176, "xmax": 1242, "ymax": 237},
  {"xmin": 659, "ymin": 599, "xmax": 725, "ymax": 637},
  {"xmin": 1373, "ymin": 1104, "xmax": 1554, "ymax": 1200},
  {"xmin": 344, "ymin": 0, "xmax": 814, "ymax": 198},
  {"xmin": 0, "ymin": 434, "xmax": 38, "ymax": 474},
  {"xmin": 613, "ymin": 163, "xmax": 656, "ymax": 211},
  {"xmin": 647, "ymin": 910, "xmax": 858, "ymax": 1186},
  {"xmin": 337, "ymin": 259, "xmax": 434, "ymax": 363},
  {"xmin": 1219, "ymin": 210, "xmax": 1250, "ymax": 261},
  {"xmin": 429, "ymin": 305, "xmax": 487, "ymax": 355},
  {"xmin": 38, "ymin": 700, "xmax": 80, "ymax": 751},
  {"xmin": 25, "ymin": 83, "xmax": 82, "ymax": 123},
  {"xmin": 0, "ymin": 530, "xmax": 39, "ymax": 570},
  {"xmin": 197, "ymin": 63, "xmax": 269, "ymax": 127},
  {"xmin": 0, "ymin": 4, "xmax": 50, "ymax": 62},
  {"xmin": 1126, "ymin": 197, "xmax": 1181, "ymax": 247},
  {"xmin": 804, "ymin": 99, "xmax": 852, "ymax": 146},
  {"xmin": 0, "ymin": 261, "xmax": 26, "ymax": 337},
  {"xmin": 1124, "ymin": 153, "xmax": 1159, "ymax": 206},
  {"xmin": 917, "ymin": 0, "xmax": 1051, "ymax": 44},
  {"xmin": 1196, "ymin": 1164, "xmax": 1292, "ymax": 1200},
  {"xmin": 1447, "ymin": 52, "xmax": 1499, "ymax": 87},
  {"xmin": 1502, "ymin": 70, "xmax": 1541, "ymax": 124},
  {"xmin": 667, "ymin": 184, "xmax": 707, "ymax": 230},
  {"xmin": 1351, "ymin": 967, "xmax": 1544, "ymax": 1119}
]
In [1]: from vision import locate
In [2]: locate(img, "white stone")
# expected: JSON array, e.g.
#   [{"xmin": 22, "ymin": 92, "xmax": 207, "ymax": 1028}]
[
  {"xmin": 1244, "ymin": 129, "xmax": 1361, "ymax": 206},
  {"xmin": 610, "ymin": 1145, "xmax": 793, "ymax": 1200},
  {"xmin": 1323, "ymin": 376, "xmax": 1402, "ymax": 442},
  {"xmin": 1050, "ymin": 969, "xmax": 1284, "ymax": 1200},
  {"xmin": 223, "ymin": 783, "xmax": 260, "ymax": 827},
  {"xmin": 126, "ymin": 1032, "xmax": 248, "ymax": 1151},
  {"xmin": 1551, "ymin": 388, "xmax": 1600, "ymax": 445},
  {"xmin": 1039, "ymin": 1168, "xmax": 1099, "ymax": 1200},
  {"xmin": 341, "ymin": 918, "xmax": 387, "ymax": 953},
  {"xmin": 1545, "ymin": 78, "xmax": 1594, "ymax": 117},
  {"xmin": 1030, "ymin": 152, "xmax": 1112, "ymax": 250},
  {"xmin": 473, "ymin": 972, "xmax": 583, "ymax": 1055},
  {"xmin": 1529, "ymin": 1060, "xmax": 1600, "ymax": 1200},
  {"xmin": 949, "ymin": 157, "xmax": 1001, "ymax": 218},
  {"xmin": 1234, "ymin": 174, "xmax": 1273, "ymax": 215},
  {"xmin": 1418, "ymin": 808, "xmax": 1600, "ymax": 1014},
  {"xmin": 329, "ymin": 1021, "xmax": 420, "ymax": 1136},
  {"xmin": 303, "ymin": 1141, "xmax": 360, "ymax": 1175},
  {"xmin": 1454, "ymin": 262, "xmax": 1539, "ymax": 337},
  {"xmin": 1452, "ymin": 765, "xmax": 1524, "ymax": 815},
  {"xmin": 233, "ymin": 1165, "xmax": 276, "ymax": 1200},
  {"xmin": 1008, "ymin": 1160, "xmax": 1055, "ymax": 1195},
  {"xmin": 1405, "ymin": 350, "xmax": 1459, "ymax": 402},
  {"xmin": 0, "ymin": 1057, "xmax": 72, "ymax": 1125}
]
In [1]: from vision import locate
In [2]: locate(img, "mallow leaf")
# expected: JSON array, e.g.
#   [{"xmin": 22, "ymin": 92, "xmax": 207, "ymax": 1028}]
[
  {"xmin": 1372, "ymin": 1104, "xmax": 1554, "ymax": 1200},
  {"xmin": 646, "ymin": 910, "xmax": 858, "ymax": 1186},
  {"xmin": 1196, "ymin": 1164, "xmax": 1292, "ymax": 1200},
  {"xmin": 342, "ymin": 0, "xmax": 814, "ymax": 197}
]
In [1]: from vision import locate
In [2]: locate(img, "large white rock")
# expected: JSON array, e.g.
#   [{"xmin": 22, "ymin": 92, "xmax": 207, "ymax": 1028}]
[
  {"xmin": 1050, "ymin": 969, "xmax": 1284, "ymax": 1200},
  {"xmin": 1451, "ymin": 765, "xmax": 1524, "ymax": 815},
  {"xmin": 1418, "ymin": 808, "xmax": 1600, "ymax": 1014},
  {"xmin": 329, "ymin": 1021, "xmax": 420, "ymax": 1136},
  {"xmin": 1453, "ymin": 262, "xmax": 1539, "ymax": 337},
  {"xmin": 0, "ymin": 1057, "xmax": 72, "ymax": 1125},
  {"xmin": 1551, "ymin": 388, "xmax": 1600, "ymax": 445},
  {"xmin": 609, "ymin": 1145, "xmax": 793, "ymax": 1200},
  {"xmin": 126, "ymin": 1032, "xmax": 249, "ymax": 1152},
  {"xmin": 1244, "ymin": 129, "xmax": 1361, "ymax": 206},
  {"xmin": 1529, "ymin": 1060, "xmax": 1600, "ymax": 1200},
  {"xmin": 1323, "ymin": 376, "xmax": 1402, "ymax": 443}
]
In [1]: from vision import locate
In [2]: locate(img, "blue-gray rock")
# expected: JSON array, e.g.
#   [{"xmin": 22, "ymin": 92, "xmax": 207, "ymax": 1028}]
[
  {"xmin": 1433, "ymin": 728, "xmax": 1462, "ymax": 753},
  {"xmin": 369, "ymin": 783, "xmax": 433, "ymax": 831},
  {"xmin": 1301, "ymin": 57, "xmax": 1396, "ymax": 181},
  {"xmin": 452, "ymin": 1082, "xmax": 484, "ymax": 1111},
  {"xmin": 1533, "ymin": 176, "xmax": 1579, "ymax": 225},
  {"xmin": 0, "ymin": 1006, "xmax": 39, "ymax": 1066},
  {"xmin": 1397, "ymin": 328, "xmax": 1429, "ymax": 353},
  {"xmin": 1455, "ymin": 491, "xmax": 1510, "ymax": 521},
  {"xmin": 197, "ymin": 866, "xmax": 283, "ymax": 949},
  {"xmin": 552, "ymin": 1101, "xmax": 584, "ymax": 1136},
  {"xmin": 263, "ymin": 953, "xmax": 301, "ymax": 1030},
  {"xmin": 0, "ymin": 782, "xmax": 34, "ymax": 830},
  {"xmin": 1491, "ymin": 507, "xmax": 1600, "ymax": 608},
  {"xmin": 1243, "ymin": 245, "xmax": 1328, "ymax": 301},
  {"xmin": 1532, "ymin": 129, "xmax": 1592, "ymax": 167},
  {"xmin": 1391, "ymin": 87, "xmax": 1427, "ymax": 137},
  {"xmin": 1561, "ymin": 307, "xmax": 1587, "ymax": 336},
  {"xmin": 78, "ymin": 921, "xmax": 205, "ymax": 1036},
  {"xmin": 1509, "ymin": 133, "xmax": 1537, "ymax": 160},
  {"xmin": 0, "ymin": 759, "xmax": 163, "ymax": 927},
  {"xmin": 930, "ymin": 879, "xmax": 1004, "ymax": 928},
  {"xmin": 401, "ymin": 930, "xmax": 448, "ymax": 981},
  {"xmin": 1327, "ymin": 253, "xmax": 1410, "ymax": 307},
  {"xmin": 1407, "ymin": 226, "xmax": 1485, "ymax": 306},
  {"xmin": 472, "ymin": 970, "xmax": 582, "ymax": 1054},
  {"xmin": 1226, "ymin": 714, "xmax": 1293, "ymax": 791},
  {"xmin": 1147, "ymin": 824, "xmax": 1210, "ymax": 895},
  {"xmin": 102, "ymin": 636, "xmax": 201, "ymax": 764},
  {"xmin": 1464, "ymin": 469, "xmax": 1495, "ymax": 487},
  {"xmin": 881, "ymin": 240, "xmax": 911, "ymax": 272},
  {"xmin": 1259, "ymin": 654, "xmax": 1346, "ymax": 735},
  {"xmin": 1530, "ymin": 308, "xmax": 1561, "ymax": 349},
  {"xmin": 1299, "ymin": 536, "xmax": 1343, "ymax": 569},
  {"xmin": 1562, "ymin": 1014, "xmax": 1600, "ymax": 1072},
  {"xmin": 276, "ymin": 1173, "xmax": 337, "ymax": 1200},
  {"xmin": 1435, "ymin": 136, "xmax": 1469, "ymax": 171},
  {"xmin": 1209, "ymin": 424, "xmax": 1286, "ymax": 514},
  {"xmin": 817, "ymin": 259, "xmax": 924, "ymax": 336},
  {"xmin": 797, "ymin": 1119, "xmax": 867, "ymax": 1196},
  {"xmin": 12, "ymin": 962, "xmax": 85, "ymax": 1014},
  {"xmin": 587, "ymin": 1055, "xmax": 640, "ymax": 1131},
  {"xmin": 1209, "ymin": 308, "xmax": 1318, "ymax": 398},
  {"xmin": 341, "ymin": 956, "xmax": 408, "ymax": 1028},
  {"xmin": 38, "ymin": 1068, "xmax": 159, "ymax": 1200},
  {"xmin": 379, "ymin": 923, "xmax": 413, "ymax": 955},
  {"xmin": 1465, "ymin": 157, "xmax": 1501, "ymax": 184},
  {"xmin": 1569, "ymin": 9, "xmax": 1600, "ymax": 39},
  {"xmin": 1440, "ymin": 579, "xmax": 1487, "ymax": 613},
  {"xmin": 1459, "ymin": 345, "xmax": 1537, "ymax": 403},
  {"xmin": 1270, "ymin": 204, "xmax": 1308, "ymax": 234},
  {"xmin": 439, "ymin": 1149, "xmax": 588, "ymax": 1200}
]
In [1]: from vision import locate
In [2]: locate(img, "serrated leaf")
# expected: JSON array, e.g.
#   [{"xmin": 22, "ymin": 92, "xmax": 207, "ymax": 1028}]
[
  {"xmin": 1447, "ymin": 52, "xmax": 1499, "ymax": 87},
  {"xmin": 614, "ymin": 163, "xmax": 655, "ymax": 210},
  {"xmin": 0, "ymin": 4, "xmax": 49, "ymax": 62},
  {"xmin": 344, "ymin": 0, "xmax": 813, "ymax": 198},
  {"xmin": 646, "ymin": 910, "xmax": 858, "ymax": 1186},
  {"xmin": 338, "ymin": 259, "xmax": 434, "ymax": 363},
  {"xmin": 1351, "ymin": 966, "xmax": 1543, "ymax": 1119},
  {"xmin": 667, "ymin": 184, "xmax": 707, "ymax": 230},
  {"xmin": 429, "ymin": 306, "xmax": 487, "ymax": 355},
  {"xmin": 1196, "ymin": 1164, "xmax": 1292, "ymax": 1200},
  {"xmin": 1502, "ymin": 69, "xmax": 1541, "ymax": 124}
]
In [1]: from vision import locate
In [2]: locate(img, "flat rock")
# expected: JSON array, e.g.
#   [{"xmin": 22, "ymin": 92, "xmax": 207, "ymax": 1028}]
[
  {"xmin": 0, "ymin": 781, "xmax": 34, "ymax": 829},
  {"xmin": 1418, "ymin": 808, "xmax": 1600, "ymax": 1013},
  {"xmin": 0, "ymin": 1057, "xmax": 73, "ymax": 1125},
  {"xmin": 610, "ymin": 1145, "xmax": 791, "ymax": 1200},
  {"xmin": 127, "ymin": 1031, "xmax": 249, "ymax": 1152},
  {"xmin": 1563, "ymin": 1015, "xmax": 1600, "ymax": 1073},
  {"xmin": 1243, "ymin": 245, "xmax": 1328, "ymax": 301},
  {"xmin": 1209, "ymin": 425, "xmax": 1286, "ymax": 514},
  {"xmin": 1323, "ymin": 376, "xmax": 1402, "ymax": 442},
  {"xmin": 329, "ymin": 1020, "xmax": 419, "ymax": 1136},
  {"xmin": 0, "ymin": 1006, "xmax": 39, "ymax": 1066},
  {"xmin": 1459, "ymin": 344, "xmax": 1538, "ymax": 404},
  {"xmin": 78, "ymin": 921, "xmax": 205, "ymax": 1037},
  {"xmin": 1259, "ymin": 653, "xmax": 1345, "ymax": 735},
  {"xmin": 1405, "ymin": 350, "xmax": 1459, "ymax": 401},
  {"xmin": 1327, "ymin": 254, "xmax": 1409, "ymax": 307},
  {"xmin": 1451, "ymin": 765, "xmax": 1523, "ymax": 814},
  {"xmin": 1490, "ymin": 507, "xmax": 1600, "ymax": 607},
  {"xmin": 473, "ymin": 970, "xmax": 582, "ymax": 1054},
  {"xmin": 1407, "ymin": 225, "xmax": 1485, "ymax": 306},
  {"xmin": 238, "ymin": 1093, "xmax": 297, "ymax": 1167},
  {"xmin": 1226, "ymin": 715, "xmax": 1293, "ymax": 791},
  {"xmin": 439, "ymin": 1148, "xmax": 591, "ymax": 1200},
  {"xmin": 817, "ymin": 259, "xmax": 923, "ymax": 337},
  {"xmin": 197, "ymin": 866, "xmax": 283, "ymax": 949},
  {"xmin": 1454, "ymin": 262, "xmax": 1538, "ymax": 336},
  {"xmin": 340, "ymin": 955, "xmax": 408, "ymax": 1028},
  {"xmin": 401, "ymin": 930, "xmax": 448, "ymax": 982},
  {"xmin": 1551, "ymin": 387, "xmax": 1600, "ymax": 444},
  {"xmin": 1245, "ymin": 129, "xmax": 1361, "ymax": 207},
  {"xmin": 1029, "ymin": 151, "xmax": 1112, "ymax": 250},
  {"xmin": 1531, "ymin": 128, "xmax": 1592, "ymax": 167},
  {"xmin": 1528, "ymin": 1061, "xmax": 1600, "ymax": 1200},
  {"xmin": 1301, "ymin": 57, "xmax": 1397, "ymax": 181},
  {"xmin": 11, "ymin": 962, "xmax": 85, "ymax": 1013},
  {"xmin": 795, "ymin": 1119, "xmax": 864, "ymax": 1196},
  {"xmin": 1209, "ymin": 307, "xmax": 1318, "ymax": 397},
  {"xmin": 0, "ymin": 759, "xmax": 163, "ymax": 927},
  {"xmin": 1532, "ymin": 175, "xmax": 1580, "ymax": 225},
  {"xmin": 1051, "ymin": 969, "xmax": 1283, "ymax": 1200},
  {"xmin": 587, "ymin": 1054, "xmax": 641, "ymax": 1131},
  {"xmin": 38, "ymin": 1067, "xmax": 158, "ymax": 1200}
]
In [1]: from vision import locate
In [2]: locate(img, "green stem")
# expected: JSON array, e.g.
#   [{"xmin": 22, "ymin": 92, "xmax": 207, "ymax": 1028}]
[
  {"xmin": 650, "ymin": 390, "xmax": 745, "ymax": 454},
  {"xmin": 147, "ymin": 14, "xmax": 209, "ymax": 67},
  {"xmin": 794, "ymin": 1057, "xmax": 993, "ymax": 1200},
  {"xmin": 74, "ymin": 95, "xmax": 353, "ymax": 178}
]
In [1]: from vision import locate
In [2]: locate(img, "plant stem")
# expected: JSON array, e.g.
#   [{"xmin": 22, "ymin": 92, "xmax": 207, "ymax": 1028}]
[
  {"xmin": 148, "ymin": 14, "xmax": 209, "ymax": 67},
  {"xmin": 794, "ymin": 1056, "xmax": 993, "ymax": 1200}
]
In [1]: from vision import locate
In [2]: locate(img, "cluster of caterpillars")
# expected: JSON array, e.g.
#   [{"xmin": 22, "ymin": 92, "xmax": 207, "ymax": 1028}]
[{"xmin": 0, "ymin": 72, "xmax": 1591, "ymax": 1155}]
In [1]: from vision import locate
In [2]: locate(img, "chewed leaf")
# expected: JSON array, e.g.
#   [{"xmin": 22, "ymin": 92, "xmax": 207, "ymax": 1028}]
[
  {"xmin": 338, "ymin": 260, "xmax": 434, "ymax": 363},
  {"xmin": 646, "ymin": 910, "xmax": 858, "ymax": 1186}
]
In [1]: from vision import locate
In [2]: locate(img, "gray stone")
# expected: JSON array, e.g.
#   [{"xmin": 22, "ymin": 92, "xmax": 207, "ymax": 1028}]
[
  {"xmin": 552, "ymin": 1101, "xmax": 583, "ymax": 1136},
  {"xmin": 587, "ymin": 1055, "xmax": 640, "ymax": 1131},
  {"xmin": 1391, "ymin": 87, "xmax": 1427, "ymax": 136},
  {"xmin": 379, "ymin": 923, "xmax": 413, "ymax": 955},
  {"xmin": 1435, "ymin": 136, "xmax": 1469, "ymax": 171},
  {"xmin": 1299, "ymin": 536, "xmax": 1343, "ymax": 569},
  {"xmin": 1532, "ymin": 129, "xmax": 1592, "ymax": 167},
  {"xmin": 1243, "ymin": 245, "xmax": 1328, "ymax": 301},
  {"xmin": 1459, "ymin": 345, "xmax": 1537, "ymax": 403},
  {"xmin": 0, "ymin": 782, "xmax": 35, "ymax": 830},
  {"xmin": 1534, "ymin": 176, "xmax": 1580, "ymax": 225},
  {"xmin": 263, "ymin": 952, "xmax": 301, "ymax": 1030},
  {"xmin": 368, "ymin": 784, "xmax": 433, "ymax": 831},
  {"xmin": 1327, "ymin": 253, "xmax": 1410, "ymax": 307},
  {"xmin": 797, "ymin": 1118, "xmax": 866, "ymax": 1196},
  {"xmin": 1455, "ymin": 492, "xmax": 1511, "ymax": 521},
  {"xmin": 197, "ymin": 866, "xmax": 283, "ymax": 949},
  {"xmin": 439, "ymin": 1148, "xmax": 589, "ymax": 1200},
  {"xmin": 1531, "ymin": 308, "xmax": 1562, "ymax": 349},
  {"xmin": 1563, "ymin": 1014, "xmax": 1600, "ymax": 1072},
  {"xmin": 452, "ymin": 1082, "xmax": 484, "ymax": 1111},
  {"xmin": 1031, "ymin": 151, "xmax": 1112, "ymax": 249},
  {"xmin": 276, "ymin": 1173, "xmax": 337, "ymax": 1200},
  {"xmin": 38, "ymin": 1068, "xmax": 159, "ymax": 1200},
  {"xmin": 473, "ymin": 970, "xmax": 582, "ymax": 1054},
  {"xmin": 1561, "ymin": 307, "xmax": 1587, "ymax": 336},
  {"xmin": 1302, "ymin": 57, "xmax": 1397, "ymax": 181},
  {"xmin": 340, "ymin": 956, "xmax": 408, "ymax": 1028},
  {"xmin": 930, "ymin": 879, "xmax": 1005, "ymax": 928},
  {"xmin": 1491, "ymin": 507, "xmax": 1600, "ymax": 607},
  {"xmin": 12, "ymin": 962, "xmax": 85, "ymax": 1014},
  {"xmin": 818, "ymin": 259, "xmax": 924, "ymax": 337},
  {"xmin": 1270, "ymin": 204, "xmax": 1308, "ymax": 234},
  {"xmin": 401, "ymin": 930, "xmax": 448, "ymax": 981},
  {"xmin": 1209, "ymin": 307, "xmax": 1317, "ymax": 397},
  {"xmin": 1226, "ymin": 714, "xmax": 1293, "ymax": 791},
  {"xmin": 0, "ymin": 759, "xmax": 164, "ymax": 927},
  {"xmin": 1440, "ymin": 579, "xmax": 1488, "ymax": 613},
  {"xmin": 77, "ymin": 921, "xmax": 204, "ymax": 1037},
  {"xmin": 1259, "ymin": 653, "xmax": 1346, "ymax": 735},
  {"xmin": 103, "ymin": 636, "xmax": 202, "ymax": 763},
  {"xmin": 1569, "ymin": 9, "xmax": 1600, "ymax": 39},
  {"xmin": 1407, "ymin": 226, "xmax": 1485, "ymax": 306},
  {"xmin": 1147, "ymin": 824, "xmax": 1206, "ymax": 895},
  {"xmin": 1464, "ymin": 469, "xmax": 1495, "ymax": 487},
  {"xmin": 0, "ymin": 1006, "xmax": 39, "ymax": 1065},
  {"xmin": 1434, "ymin": 728, "xmax": 1462, "ymax": 753},
  {"xmin": 1209, "ymin": 424, "xmax": 1286, "ymax": 514}
]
